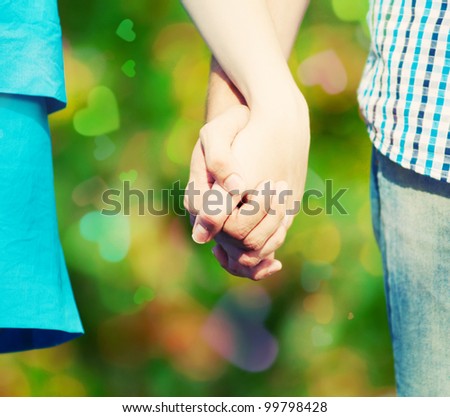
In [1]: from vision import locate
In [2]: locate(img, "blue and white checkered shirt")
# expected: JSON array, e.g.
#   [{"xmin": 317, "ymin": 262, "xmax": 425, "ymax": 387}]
[{"xmin": 358, "ymin": 0, "xmax": 450, "ymax": 183}]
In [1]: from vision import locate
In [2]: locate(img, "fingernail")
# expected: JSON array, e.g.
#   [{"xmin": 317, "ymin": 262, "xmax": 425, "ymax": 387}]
[
  {"xmin": 267, "ymin": 260, "xmax": 282, "ymax": 276},
  {"xmin": 223, "ymin": 174, "xmax": 244, "ymax": 195},
  {"xmin": 192, "ymin": 222, "xmax": 210, "ymax": 244}
]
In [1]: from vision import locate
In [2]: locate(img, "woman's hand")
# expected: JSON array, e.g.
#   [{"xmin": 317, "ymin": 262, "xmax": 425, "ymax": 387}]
[{"xmin": 185, "ymin": 89, "xmax": 310, "ymax": 279}]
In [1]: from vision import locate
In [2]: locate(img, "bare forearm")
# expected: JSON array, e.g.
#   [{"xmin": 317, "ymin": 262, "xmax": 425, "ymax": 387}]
[
  {"xmin": 205, "ymin": 0, "xmax": 310, "ymax": 120},
  {"xmin": 267, "ymin": 0, "xmax": 309, "ymax": 57},
  {"xmin": 181, "ymin": 0, "xmax": 303, "ymax": 109},
  {"xmin": 206, "ymin": 57, "xmax": 246, "ymax": 121}
]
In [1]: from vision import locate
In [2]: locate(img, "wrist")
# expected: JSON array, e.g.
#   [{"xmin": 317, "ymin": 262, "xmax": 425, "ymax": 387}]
[
  {"xmin": 250, "ymin": 77, "xmax": 306, "ymax": 118},
  {"xmin": 206, "ymin": 57, "xmax": 247, "ymax": 121},
  {"xmin": 238, "ymin": 61, "xmax": 297, "ymax": 109}
]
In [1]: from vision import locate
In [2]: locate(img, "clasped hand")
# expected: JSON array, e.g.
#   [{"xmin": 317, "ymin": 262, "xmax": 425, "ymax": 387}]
[{"xmin": 185, "ymin": 92, "xmax": 310, "ymax": 280}]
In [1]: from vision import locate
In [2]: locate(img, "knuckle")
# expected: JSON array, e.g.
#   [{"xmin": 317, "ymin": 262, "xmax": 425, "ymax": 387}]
[
  {"xmin": 236, "ymin": 104, "xmax": 250, "ymax": 119},
  {"xmin": 243, "ymin": 235, "xmax": 265, "ymax": 251},
  {"xmin": 273, "ymin": 234, "xmax": 285, "ymax": 250},
  {"xmin": 247, "ymin": 270, "xmax": 260, "ymax": 281},
  {"xmin": 200, "ymin": 124, "xmax": 219, "ymax": 148},
  {"xmin": 275, "ymin": 207, "xmax": 286, "ymax": 221},
  {"xmin": 183, "ymin": 195, "xmax": 197, "ymax": 215},
  {"xmin": 234, "ymin": 228, "xmax": 250, "ymax": 241},
  {"xmin": 224, "ymin": 223, "xmax": 251, "ymax": 241},
  {"xmin": 207, "ymin": 157, "xmax": 226, "ymax": 176},
  {"xmin": 198, "ymin": 212, "xmax": 220, "ymax": 230},
  {"xmin": 238, "ymin": 253, "xmax": 260, "ymax": 268},
  {"xmin": 272, "ymin": 228, "xmax": 287, "ymax": 249}
]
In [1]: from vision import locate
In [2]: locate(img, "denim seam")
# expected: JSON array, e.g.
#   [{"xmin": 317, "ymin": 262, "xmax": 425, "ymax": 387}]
[{"xmin": 374, "ymin": 151, "xmax": 399, "ymax": 395}]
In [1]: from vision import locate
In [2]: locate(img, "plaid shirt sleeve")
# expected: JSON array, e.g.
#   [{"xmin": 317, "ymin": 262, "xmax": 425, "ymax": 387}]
[{"xmin": 358, "ymin": 0, "xmax": 450, "ymax": 183}]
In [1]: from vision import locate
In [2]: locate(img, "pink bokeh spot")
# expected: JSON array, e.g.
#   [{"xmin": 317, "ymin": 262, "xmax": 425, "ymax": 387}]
[
  {"xmin": 202, "ymin": 286, "xmax": 279, "ymax": 373},
  {"xmin": 298, "ymin": 49, "xmax": 348, "ymax": 95}
]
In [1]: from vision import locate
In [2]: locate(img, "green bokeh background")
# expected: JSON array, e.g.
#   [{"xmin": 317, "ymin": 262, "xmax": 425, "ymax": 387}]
[{"xmin": 0, "ymin": 0, "xmax": 396, "ymax": 396}]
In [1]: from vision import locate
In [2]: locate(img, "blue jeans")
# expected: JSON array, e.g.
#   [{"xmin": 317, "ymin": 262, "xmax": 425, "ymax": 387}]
[{"xmin": 370, "ymin": 148, "xmax": 450, "ymax": 396}]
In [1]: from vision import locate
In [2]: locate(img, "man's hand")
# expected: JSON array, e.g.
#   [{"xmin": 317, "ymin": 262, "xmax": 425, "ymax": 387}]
[{"xmin": 185, "ymin": 91, "xmax": 310, "ymax": 280}]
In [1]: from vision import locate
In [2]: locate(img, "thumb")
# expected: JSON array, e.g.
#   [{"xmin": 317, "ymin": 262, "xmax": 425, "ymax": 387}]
[
  {"xmin": 200, "ymin": 105, "xmax": 249, "ymax": 194},
  {"xmin": 184, "ymin": 140, "xmax": 211, "ymax": 216}
]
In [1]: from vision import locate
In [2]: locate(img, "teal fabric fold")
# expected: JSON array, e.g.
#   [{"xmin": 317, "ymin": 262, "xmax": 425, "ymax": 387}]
[
  {"xmin": 0, "ymin": 93, "xmax": 83, "ymax": 353},
  {"xmin": 0, "ymin": 0, "xmax": 66, "ymax": 113}
]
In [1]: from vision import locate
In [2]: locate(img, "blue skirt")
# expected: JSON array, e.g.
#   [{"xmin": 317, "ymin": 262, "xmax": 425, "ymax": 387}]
[{"xmin": 0, "ymin": 93, "xmax": 83, "ymax": 353}]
